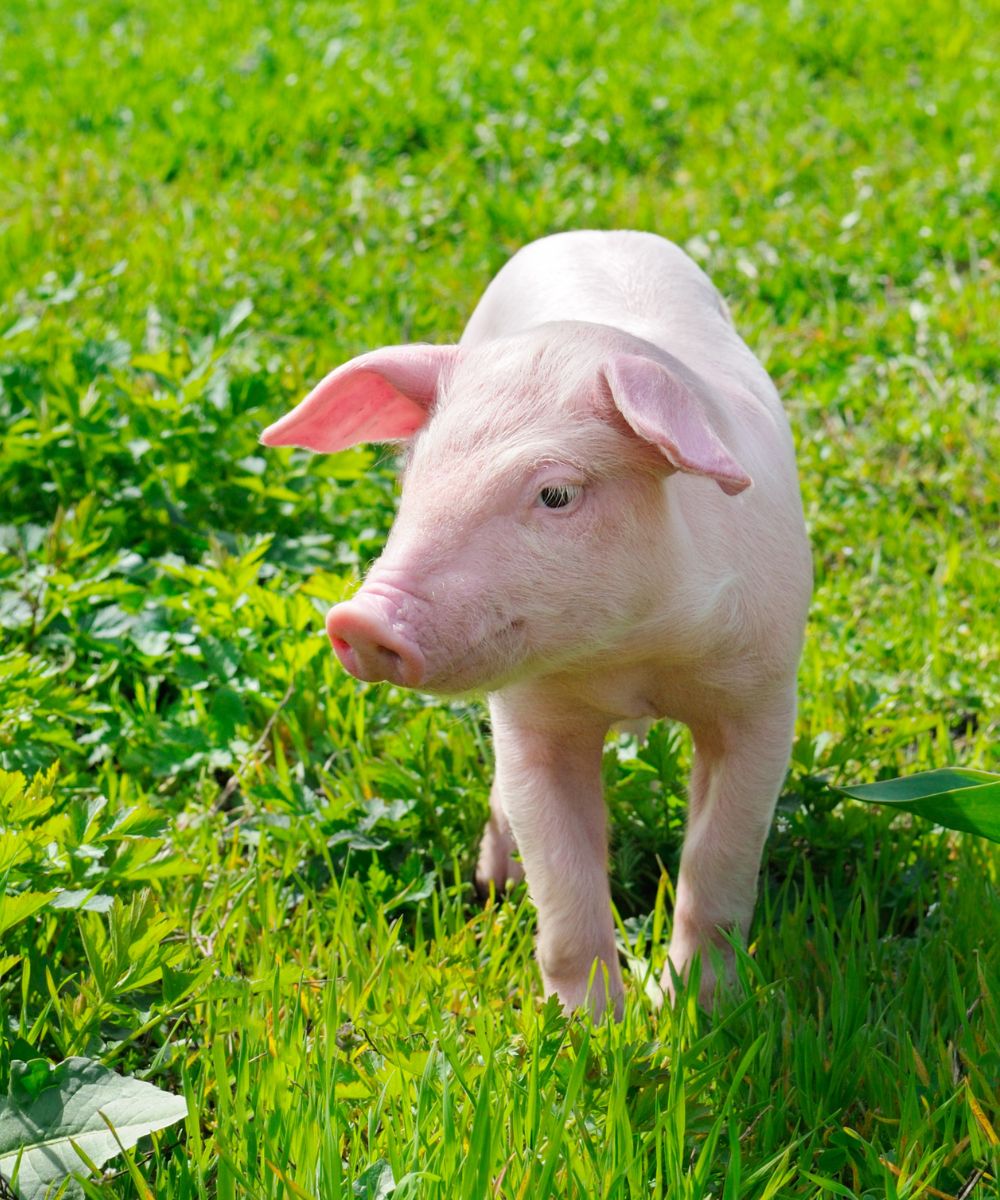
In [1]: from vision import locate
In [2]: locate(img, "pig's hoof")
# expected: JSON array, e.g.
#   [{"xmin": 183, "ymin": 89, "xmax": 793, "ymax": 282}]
[
  {"xmin": 544, "ymin": 962, "xmax": 626, "ymax": 1022},
  {"xmin": 473, "ymin": 853, "xmax": 525, "ymax": 899},
  {"xmin": 660, "ymin": 944, "xmax": 733, "ymax": 1010},
  {"xmin": 474, "ymin": 825, "xmax": 525, "ymax": 898}
]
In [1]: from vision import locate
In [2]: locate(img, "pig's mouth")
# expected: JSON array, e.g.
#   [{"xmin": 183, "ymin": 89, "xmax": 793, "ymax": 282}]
[{"xmin": 417, "ymin": 616, "xmax": 530, "ymax": 695}]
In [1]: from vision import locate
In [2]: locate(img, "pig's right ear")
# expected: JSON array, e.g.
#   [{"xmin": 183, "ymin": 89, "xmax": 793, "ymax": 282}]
[
  {"xmin": 600, "ymin": 354, "xmax": 753, "ymax": 495},
  {"xmin": 260, "ymin": 344, "xmax": 458, "ymax": 453}
]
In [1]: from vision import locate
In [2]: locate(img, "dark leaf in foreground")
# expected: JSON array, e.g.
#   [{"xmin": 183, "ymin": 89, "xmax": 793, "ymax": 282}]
[{"xmin": 838, "ymin": 768, "xmax": 1000, "ymax": 842}]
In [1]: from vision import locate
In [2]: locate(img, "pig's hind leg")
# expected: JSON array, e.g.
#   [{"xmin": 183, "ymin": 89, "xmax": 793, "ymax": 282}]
[
  {"xmin": 474, "ymin": 781, "xmax": 525, "ymax": 896},
  {"xmin": 664, "ymin": 688, "xmax": 797, "ymax": 1007}
]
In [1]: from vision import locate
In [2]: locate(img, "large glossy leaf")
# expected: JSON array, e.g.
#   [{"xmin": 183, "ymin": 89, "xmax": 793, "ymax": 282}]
[
  {"xmin": 0, "ymin": 1058, "xmax": 186, "ymax": 1199},
  {"xmin": 838, "ymin": 768, "xmax": 1000, "ymax": 842}
]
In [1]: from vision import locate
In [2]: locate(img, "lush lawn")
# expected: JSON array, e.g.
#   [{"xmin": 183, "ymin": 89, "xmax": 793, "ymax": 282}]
[{"xmin": 1, "ymin": 0, "xmax": 998, "ymax": 1196}]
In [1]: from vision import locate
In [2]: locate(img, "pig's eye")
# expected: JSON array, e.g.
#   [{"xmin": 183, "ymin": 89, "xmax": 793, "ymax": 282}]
[{"xmin": 537, "ymin": 484, "xmax": 582, "ymax": 510}]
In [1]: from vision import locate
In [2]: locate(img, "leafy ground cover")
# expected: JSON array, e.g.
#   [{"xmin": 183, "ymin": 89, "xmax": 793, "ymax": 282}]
[{"xmin": 1, "ymin": 0, "xmax": 998, "ymax": 1195}]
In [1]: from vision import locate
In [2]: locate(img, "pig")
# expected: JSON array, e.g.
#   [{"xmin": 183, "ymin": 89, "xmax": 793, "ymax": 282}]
[{"xmin": 261, "ymin": 230, "xmax": 812, "ymax": 1018}]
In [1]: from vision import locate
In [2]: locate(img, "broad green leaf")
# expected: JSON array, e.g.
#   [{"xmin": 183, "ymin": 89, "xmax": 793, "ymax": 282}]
[
  {"xmin": 0, "ymin": 771, "xmax": 28, "ymax": 812},
  {"xmin": 8, "ymin": 1062, "xmax": 55, "ymax": 1106},
  {"xmin": 49, "ymin": 891, "xmax": 115, "ymax": 914},
  {"xmin": 838, "ymin": 768, "xmax": 1000, "ymax": 842},
  {"xmin": 352, "ymin": 1158, "xmax": 395, "ymax": 1199},
  {"xmin": 0, "ymin": 893, "xmax": 56, "ymax": 939},
  {"xmin": 0, "ymin": 767, "xmax": 57, "ymax": 823},
  {"xmin": 0, "ymin": 1057, "xmax": 187, "ymax": 1200},
  {"xmin": 0, "ymin": 833, "xmax": 29, "ymax": 874}
]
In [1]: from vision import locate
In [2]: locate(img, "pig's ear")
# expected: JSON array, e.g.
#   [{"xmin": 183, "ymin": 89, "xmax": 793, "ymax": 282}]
[
  {"xmin": 600, "ymin": 354, "xmax": 752, "ymax": 495},
  {"xmin": 260, "ymin": 344, "xmax": 457, "ymax": 453}
]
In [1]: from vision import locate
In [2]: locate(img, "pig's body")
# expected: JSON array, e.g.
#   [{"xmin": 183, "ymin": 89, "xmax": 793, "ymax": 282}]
[{"xmin": 262, "ymin": 231, "xmax": 812, "ymax": 1016}]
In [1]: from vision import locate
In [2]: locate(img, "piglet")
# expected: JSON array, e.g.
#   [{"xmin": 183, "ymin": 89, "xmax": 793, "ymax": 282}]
[{"xmin": 261, "ymin": 231, "xmax": 812, "ymax": 1017}]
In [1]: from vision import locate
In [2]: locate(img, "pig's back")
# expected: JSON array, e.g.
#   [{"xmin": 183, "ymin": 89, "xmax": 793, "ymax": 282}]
[{"xmin": 461, "ymin": 230, "xmax": 732, "ymax": 353}]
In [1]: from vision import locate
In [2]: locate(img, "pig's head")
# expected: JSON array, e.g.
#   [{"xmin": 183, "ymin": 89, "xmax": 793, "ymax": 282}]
[{"xmin": 261, "ymin": 323, "xmax": 751, "ymax": 695}]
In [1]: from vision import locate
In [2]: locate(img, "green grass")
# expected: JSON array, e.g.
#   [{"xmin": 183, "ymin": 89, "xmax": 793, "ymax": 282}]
[{"xmin": 1, "ymin": 0, "xmax": 998, "ymax": 1196}]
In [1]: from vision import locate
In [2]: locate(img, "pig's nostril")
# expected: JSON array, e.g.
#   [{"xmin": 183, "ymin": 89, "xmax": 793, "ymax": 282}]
[
  {"xmin": 332, "ymin": 632, "xmax": 400, "ymax": 672},
  {"xmin": 362, "ymin": 639, "xmax": 403, "ymax": 674}
]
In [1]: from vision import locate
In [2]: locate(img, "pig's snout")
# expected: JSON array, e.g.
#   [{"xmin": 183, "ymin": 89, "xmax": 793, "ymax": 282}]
[{"xmin": 325, "ymin": 592, "xmax": 426, "ymax": 689}]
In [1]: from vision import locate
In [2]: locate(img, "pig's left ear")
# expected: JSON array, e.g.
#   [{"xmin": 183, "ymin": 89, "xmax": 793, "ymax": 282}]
[
  {"xmin": 600, "ymin": 354, "xmax": 752, "ymax": 495},
  {"xmin": 260, "ymin": 344, "xmax": 458, "ymax": 453}
]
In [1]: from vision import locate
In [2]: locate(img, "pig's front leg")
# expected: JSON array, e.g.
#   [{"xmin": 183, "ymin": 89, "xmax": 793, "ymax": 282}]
[
  {"xmin": 665, "ymin": 689, "xmax": 797, "ymax": 1006},
  {"xmin": 489, "ymin": 694, "xmax": 622, "ymax": 1019}
]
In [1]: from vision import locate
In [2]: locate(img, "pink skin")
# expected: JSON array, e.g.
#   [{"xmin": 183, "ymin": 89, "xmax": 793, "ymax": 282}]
[{"xmin": 261, "ymin": 231, "xmax": 812, "ymax": 1019}]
